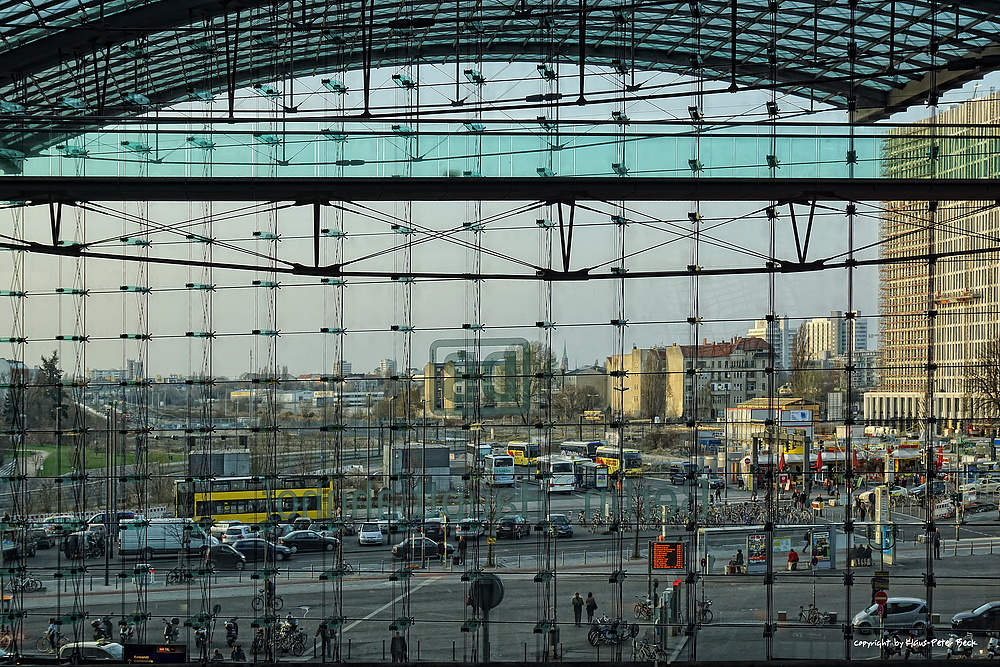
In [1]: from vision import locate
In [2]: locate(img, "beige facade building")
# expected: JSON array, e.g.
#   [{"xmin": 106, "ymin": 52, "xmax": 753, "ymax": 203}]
[
  {"xmin": 606, "ymin": 347, "xmax": 665, "ymax": 419},
  {"xmin": 864, "ymin": 94, "xmax": 1000, "ymax": 431},
  {"xmin": 664, "ymin": 338, "xmax": 773, "ymax": 421}
]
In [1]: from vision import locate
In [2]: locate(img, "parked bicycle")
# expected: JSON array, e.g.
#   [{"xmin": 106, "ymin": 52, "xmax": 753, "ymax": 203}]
[
  {"xmin": 798, "ymin": 603, "xmax": 830, "ymax": 627},
  {"xmin": 695, "ymin": 598, "xmax": 714, "ymax": 624},
  {"xmin": 6, "ymin": 575, "xmax": 41, "ymax": 592},
  {"xmin": 632, "ymin": 638, "xmax": 669, "ymax": 661},
  {"xmin": 634, "ymin": 596, "xmax": 653, "ymax": 620},
  {"xmin": 251, "ymin": 588, "xmax": 284, "ymax": 611}
]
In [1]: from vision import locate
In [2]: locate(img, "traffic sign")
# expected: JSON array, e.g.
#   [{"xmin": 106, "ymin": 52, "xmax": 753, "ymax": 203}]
[{"xmin": 874, "ymin": 590, "xmax": 887, "ymax": 605}]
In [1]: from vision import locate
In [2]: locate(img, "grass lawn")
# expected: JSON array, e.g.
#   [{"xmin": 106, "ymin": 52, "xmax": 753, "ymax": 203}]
[{"xmin": 34, "ymin": 445, "xmax": 173, "ymax": 477}]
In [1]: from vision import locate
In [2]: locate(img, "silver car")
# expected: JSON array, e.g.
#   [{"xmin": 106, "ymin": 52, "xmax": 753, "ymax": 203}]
[
  {"xmin": 853, "ymin": 597, "xmax": 928, "ymax": 634},
  {"xmin": 357, "ymin": 522, "xmax": 385, "ymax": 546}
]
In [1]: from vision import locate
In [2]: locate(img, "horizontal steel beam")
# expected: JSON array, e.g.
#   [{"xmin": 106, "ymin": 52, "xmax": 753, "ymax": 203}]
[{"xmin": 0, "ymin": 176, "xmax": 996, "ymax": 203}]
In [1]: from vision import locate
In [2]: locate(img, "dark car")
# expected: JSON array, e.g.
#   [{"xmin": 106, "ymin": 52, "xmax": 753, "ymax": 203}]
[
  {"xmin": 1, "ymin": 535, "xmax": 35, "ymax": 560},
  {"xmin": 205, "ymin": 544, "xmax": 247, "ymax": 571},
  {"xmin": 391, "ymin": 536, "xmax": 455, "ymax": 560},
  {"xmin": 278, "ymin": 530, "xmax": 340, "ymax": 553},
  {"xmin": 421, "ymin": 518, "xmax": 446, "ymax": 542},
  {"xmin": 61, "ymin": 530, "xmax": 104, "ymax": 560},
  {"xmin": 232, "ymin": 537, "xmax": 292, "ymax": 563},
  {"xmin": 952, "ymin": 601, "xmax": 1000, "ymax": 633},
  {"xmin": 27, "ymin": 527, "xmax": 54, "ymax": 549},
  {"xmin": 496, "ymin": 515, "xmax": 528, "ymax": 539},
  {"xmin": 547, "ymin": 514, "xmax": 574, "ymax": 537}
]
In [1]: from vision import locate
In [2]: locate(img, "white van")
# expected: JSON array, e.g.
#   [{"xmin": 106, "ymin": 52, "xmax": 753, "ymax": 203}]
[{"xmin": 118, "ymin": 518, "xmax": 213, "ymax": 559}]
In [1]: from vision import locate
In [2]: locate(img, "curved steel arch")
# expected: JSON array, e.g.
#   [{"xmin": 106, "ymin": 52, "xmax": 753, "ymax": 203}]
[{"xmin": 1, "ymin": 0, "xmax": 1000, "ymax": 157}]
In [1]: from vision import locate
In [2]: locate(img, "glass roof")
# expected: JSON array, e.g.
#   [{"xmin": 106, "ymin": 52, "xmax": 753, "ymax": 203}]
[{"xmin": 0, "ymin": 1, "xmax": 998, "ymax": 157}]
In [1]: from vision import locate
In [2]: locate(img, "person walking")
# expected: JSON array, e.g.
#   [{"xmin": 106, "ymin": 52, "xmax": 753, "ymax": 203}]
[
  {"xmin": 585, "ymin": 592, "xmax": 598, "ymax": 624},
  {"xmin": 457, "ymin": 536, "xmax": 467, "ymax": 565},
  {"xmin": 230, "ymin": 645, "xmax": 246, "ymax": 662},
  {"xmin": 572, "ymin": 593, "xmax": 584, "ymax": 626},
  {"xmin": 316, "ymin": 624, "xmax": 334, "ymax": 661},
  {"xmin": 391, "ymin": 631, "xmax": 407, "ymax": 662},
  {"xmin": 933, "ymin": 528, "xmax": 941, "ymax": 559}
]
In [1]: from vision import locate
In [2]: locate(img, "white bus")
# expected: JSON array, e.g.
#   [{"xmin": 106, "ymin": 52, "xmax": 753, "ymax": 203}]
[
  {"xmin": 536, "ymin": 454, "xmax": 576, "ymax": 494},
  {"xmin": 483, "ymin": 454, "xmax": 515, "ymax": 487},
  {"xmin": 560, "ymin": 440, "xmax": 601, "ymax": 460},
  {"xmin": 465, "ymin": 442, "xmax": 493, "ymax": 469}
]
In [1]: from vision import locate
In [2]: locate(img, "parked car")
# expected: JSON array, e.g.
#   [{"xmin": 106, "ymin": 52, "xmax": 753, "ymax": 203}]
[
  {"xmin": 36, "ymin": 514, "xmax": 82, "ymax": 537},
  {"xmin": 208, "ymin": 520, "xmax": 245, "ymax": 539},
  {"xmin": 221, "ymin": 525, "xmax": 257, "ymax": 544},
  {"xmin": 1, "ymin": 535, "xmax": 35, "ymax": 560},
  {"xmin": 698, "ymin": 473, "xmax": 725, "ymax": 490},
  {"xmin": 952, "ymin": 601, "xmax": 1000, "ymax": 633},
  {"xmin": 421, "ymin": 518, "xmax": 446, "ymax": 542},
  {"xmin": 204, "ymin": 544, "xmax": 247, "ymax": 571},
  {"xmin": 454, "ymin": 519, "xmax": 485, "ymax": 540},
  {"xmin": 496, "ymin": 515, "xmax": 528, "ymax": 539},
  {"xmin": 58, "ymin": 641, "xmax": 124, "ymax": 662},
  {"xmin": 278, "ymin": 530, "xmax": 340, "ymax": 553},
  {"xmin": 959, "ymin": 479, "xmax": 1000, "ymax": 494},
  {"xmin": 391, "ymin": 536, "xmax": 454, "ymax": 561},
  {"xmin": 668, "ymin": 462, "xmax": 698, "ymax": 485},
  {"xmin": 86, "ymin": 511, "xmax": 143, "ymax": 528},
  {"xmin": 357, "ymin": 523, "xmax": 385, "ymax": 546},
  {"xmin": 27, "ymin": 527, "xmax": 54, "ymax": 549},
  {"xmin": 231, "ymin": 537, "xmax": 292, "ymax": 563},
  {"xmin": 908, "ymin": 480, "xmax": 948, "ymax": 497},
  {"xmin": 852, "ymin": 597, "xmax": 928, "ymax": 634},
  {"xmin": 857, "ymin": 486, "xmax": 908, "ymax": 504},
  {"xmin": 61, "ymin": 530, "xmax": 104, "ymax": 560},
  {"xmin": 547, "ymin": 514, "xmax": 574, "ymax": 537}
]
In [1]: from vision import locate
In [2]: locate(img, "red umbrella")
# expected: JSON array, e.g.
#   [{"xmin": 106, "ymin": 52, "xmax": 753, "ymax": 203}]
[
  {"xmin": 815, "ymin": 449, "xmax": 824, "ymax": 471},
  {"xmin": 778, "ymin": 452, "xmax": 786, "ymax": 472},
  {"xmin": 851, "ymin": 449, "xmax": 859, "ymax": 470}
]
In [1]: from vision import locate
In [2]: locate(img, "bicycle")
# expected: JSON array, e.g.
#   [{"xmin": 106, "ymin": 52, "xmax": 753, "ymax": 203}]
[
  {"xmin": 695, "ymin": 598, "xmax": 713, "ymax": 624},
  {"xmin": 6, "ymin": 575, "xmax": 41, "ymax": 592},
  {"xmin": 0, "ymin": 625, "xmax": 12, "ymax": 650},
  {"xmin": 632, "ymin": 638, "xmax": 669, "ymax": 661},
  {"xmin": 35, "ymin": 631, "xmax": 69, "ymax": 652},
  {"xmin": 251, "ymin": 588, "xmax": 284, "ymax": 611},
  {"xmin": 165, "ymin": 568, "xmax": 189, "ymax": 586},
  {"xmin": 798, "ymin": 603, "xmax": 829, "ymax": 627},
  {"xmin": 634, "ymin": 596, "xmax": 653, "ymax": 620}
]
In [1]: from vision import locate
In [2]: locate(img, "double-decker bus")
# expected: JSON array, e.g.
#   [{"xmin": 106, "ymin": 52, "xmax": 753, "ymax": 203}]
[
  {"xmin": 507, "ymin": 441, "xmax": 540, "ymax": 466},
  {"xmin": 174, "ymin": 475, "xmax": 334, "ymax": 524},
  {"xmin": 535, "ymin": 454, "xmax": 576, "ymax": 493},
  {"xmin": 483, "ymin": 454, "xmax": 515, "ymax": 486},
  {"xmin": 559, "ymin": 440, "xmax": 601, "ymax": 460},
  {"xmin": 594, "ymin": 446, "xmax": 643, "ymax": 477}
]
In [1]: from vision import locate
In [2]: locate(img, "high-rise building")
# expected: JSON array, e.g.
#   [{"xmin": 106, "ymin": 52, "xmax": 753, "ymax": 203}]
[
  {"xmin": 865, "ymin": 94, "xmax": 1000, "ymax": 430},
  {"xmin": 798, "ymin": 311, "xmax": 867, "ymax": 362},
  {"xmin": 746, "ymin": 316, "xmax": 797, "ymax": 371}
]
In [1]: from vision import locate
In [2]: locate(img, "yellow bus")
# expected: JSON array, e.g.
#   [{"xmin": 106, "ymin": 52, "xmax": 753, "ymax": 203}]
[
  {"xmin": 507, "ymin": 441, "xmax": 540, "ymax": 466},
  {"xmin": 174, "ymin": 475, "xmax": 334, "ymax": 524},
  {"xmin": 594, "ymin": 446, "xmax": 643, "ymax": 477}
]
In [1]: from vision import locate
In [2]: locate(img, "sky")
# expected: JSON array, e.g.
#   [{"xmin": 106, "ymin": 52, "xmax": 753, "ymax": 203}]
[{"xmin": 2, "ymin": 65, "xmax": 997, "ymax": 378}]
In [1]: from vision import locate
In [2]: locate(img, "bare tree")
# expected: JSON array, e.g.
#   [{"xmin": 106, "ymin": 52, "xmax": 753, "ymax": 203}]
[
  {"xmin": 789, "ymin": 330, "xmax": 839, "ymax": 408},
  {"xmin": 963, "ymin": 338, "xmax": 1000, "ymax": 434},
  {"xmin": 640, "ymin": 353, "xmax": 665, "ymax": 420}
]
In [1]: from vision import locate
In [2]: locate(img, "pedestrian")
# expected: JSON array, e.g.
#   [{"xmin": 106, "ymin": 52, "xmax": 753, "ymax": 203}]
[
  {"xmin": 390, "ymin": 631, "xmax": 407, "ymax": 662},
  {"xmin": 316, "ymin": 623, "xmax": 334, "ymax": 660},
  {"xmin": 211, "ymin": 649, "xmax": 225, "ymax": 662},
  {"xmin": 814, "ymin": 493, "xmax": 824, "ymax": 516},
  {"xmin": 734, "ymin": 548, "xmax": 744, "ymax": 569},
  {"xmin": 787, "ymin": 548, "xmax": 799, "ymax": 571},
  {"xmin": 437, "ymin": 540, "xmax": 446, "ymax": 564},
  {"xmin": 585, "ymin": 592, "xmax": 598, "ymax": 624},
  {"xmin": 933, "ymin": 528, "xmax": 941, "ymax": 559},
  {"xmin": 714, "ymin": 486, "xmax": 722, "ymax": 503},
  {"xmin": 572, "ymin": 592, "xmax": 584, "ymax": 626},
  {"xmin": 457, "ymin": 536, "xmax": 468, "ymax": 565},
  {"xmin": 230, "ymin": 644, "xmax": 246, "ymax": 662}
]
